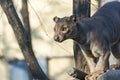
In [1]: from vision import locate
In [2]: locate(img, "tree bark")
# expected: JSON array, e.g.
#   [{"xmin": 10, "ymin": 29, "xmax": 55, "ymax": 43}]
[
  {"xmin": 20, "ymin": 0, "xmax": 33, "ymax": 79},
  {"xmin": 20, "ymin": 0, "xmax": 32, "ymax": 46},
  {"xmin": 73, "ymin": 0, "xmax": 90, "ymax": 73},
  {"xmin": 0, "ymin": 0, "xmax": 49, "ymax": 80}
]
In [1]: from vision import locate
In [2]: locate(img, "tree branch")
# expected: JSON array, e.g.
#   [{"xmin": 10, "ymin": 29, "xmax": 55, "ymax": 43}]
[
  {"xmin": 20, "ymin": 0, "xmax": 33, "ymax": 79},
  {"xmin": 67, "ymin": 67, "xmax": 87, "ymax": 80},
  {"xmin": 0, "ymin": 0, "xmax": 49, "ymax": 79},
  {"xmin": 20, "ymin": 0, "xmax": 32, "ymax": 45}
]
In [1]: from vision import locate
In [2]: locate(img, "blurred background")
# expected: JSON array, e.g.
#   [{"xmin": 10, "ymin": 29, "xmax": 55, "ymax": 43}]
[{"xmin": 0, "ymin": 0, "xmax": 118, "ymax": 80}]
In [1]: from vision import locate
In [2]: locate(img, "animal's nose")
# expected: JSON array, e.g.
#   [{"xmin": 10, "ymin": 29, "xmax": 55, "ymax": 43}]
[{"xmin": 54, "ymin": 35, "xmax": 59, "ymax": 41}]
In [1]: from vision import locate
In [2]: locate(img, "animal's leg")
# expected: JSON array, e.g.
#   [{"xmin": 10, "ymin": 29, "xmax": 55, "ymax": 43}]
[
  {"xmin": 86, "ymin": 37, "xmax": 111, "ymax": 80},
  {"xmin": 95, "ymin": 51, "xmax": 110, "ymax": 71},
  {"xmin": 85, "ymin": 50, "xmax": 110, "ymax": 80},
  {"xmin": 80, "ymin": 48, "xmax": 98, "ymax": 80},
  {"xmin": 81, "ymin": 48, "xmax": 96, "ymax": 73},
  {"xmin": 111, "ymin": 43, "xmax": 120, "ymax": 69}
]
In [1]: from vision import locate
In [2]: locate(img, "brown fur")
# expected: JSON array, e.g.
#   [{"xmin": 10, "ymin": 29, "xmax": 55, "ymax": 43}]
[{"xmin": 53, "ymin": 1, "xmax": 120, "ymax": 80}]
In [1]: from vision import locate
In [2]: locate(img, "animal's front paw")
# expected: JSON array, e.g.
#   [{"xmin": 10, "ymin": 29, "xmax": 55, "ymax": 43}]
[
  {"xmin": 110, "ymin": 64, "xmax": 120, "ymax": 70},
  {"xmin": 85, "ymin": 70, "xmax": 104, "ymax": 80}
]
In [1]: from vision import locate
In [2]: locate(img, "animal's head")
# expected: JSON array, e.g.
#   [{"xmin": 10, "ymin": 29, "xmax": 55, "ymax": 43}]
[{"xmin": 53, "ymin": 15, "xmax": 78, "ymax": 42}]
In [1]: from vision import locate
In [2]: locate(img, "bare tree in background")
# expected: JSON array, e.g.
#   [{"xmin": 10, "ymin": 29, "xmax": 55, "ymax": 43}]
[{"xmin": 0, "ymin": 0, "xmax": 49, "ymax": 80}]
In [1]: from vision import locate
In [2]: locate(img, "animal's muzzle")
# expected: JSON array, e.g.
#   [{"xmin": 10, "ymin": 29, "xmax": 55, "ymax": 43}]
[
  {"xmin": 54, "ymin": 35, "xmax": 64, "ymax": 42},
  {"xmin": 54, "ymin": 35, "xmax": 60, "ymax": 41}
]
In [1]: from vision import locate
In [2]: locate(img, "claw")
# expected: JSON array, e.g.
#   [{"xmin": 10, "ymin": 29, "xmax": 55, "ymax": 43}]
[
  {"xmin": 85, "ymin": 70, "xmax": 104, "ymax": 80},
  {"xmin": 110, "ymin": 64, "xmax": 120, "ymax": 70}
]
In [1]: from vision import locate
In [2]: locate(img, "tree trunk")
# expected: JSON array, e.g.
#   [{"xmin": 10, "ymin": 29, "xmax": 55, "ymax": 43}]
[
  {"xmin": 0, "ymin": 0, "xmax": 49, "ymax": 80},
  {"xmin": 73, "ymin": 0, "xmax": 90, "ymax": 73}
]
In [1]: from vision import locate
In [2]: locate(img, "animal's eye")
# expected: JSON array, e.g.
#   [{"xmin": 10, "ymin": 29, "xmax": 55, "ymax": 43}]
[
  {"xmin": 62, "ymin": 26, "xmax": 68, "ymax": 33},
  {"xmin": 62, "ymin": 27, "xmax": 67, "ymax": 31},
  {"xmin": 62, "ymin": 26, "xmax": 68, "ymax": 31}
]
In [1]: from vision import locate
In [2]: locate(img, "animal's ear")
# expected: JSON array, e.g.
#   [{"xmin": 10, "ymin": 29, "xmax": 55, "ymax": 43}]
[
  {"xmin": 70, "ymin": 15, "xmax": 78, "ymax": 22},
  {"xmin": 53, "ymin": 16, "xmax": 60, "ymax": 22}
]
